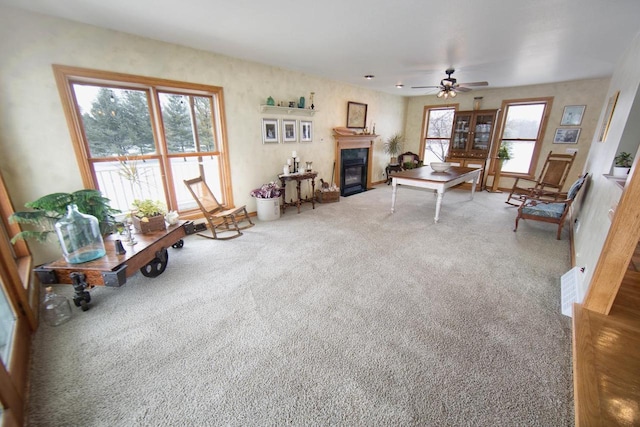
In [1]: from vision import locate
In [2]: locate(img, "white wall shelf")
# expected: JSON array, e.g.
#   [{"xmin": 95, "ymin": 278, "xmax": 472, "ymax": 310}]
[{"xmin": 260, "ymin": 105, "xmax": 317, "ymax": 116}]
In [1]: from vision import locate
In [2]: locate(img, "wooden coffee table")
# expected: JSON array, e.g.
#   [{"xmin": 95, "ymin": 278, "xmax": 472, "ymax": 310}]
[{"xmin": 35, "ymin": 221, "xmax": 194, "ymax": 310}]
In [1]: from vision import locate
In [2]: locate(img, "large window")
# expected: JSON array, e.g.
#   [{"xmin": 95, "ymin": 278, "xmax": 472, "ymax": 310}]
[
  {"xmin": 53, "ymin": 65, "xmax": 233, "ymax": 216},
  {"xmin": 420, "ymin": 106, "xmax": 456, "ymax": 163},
  {"xmin": 495, "ymin": 98, "xmax": 553, "ymax": 176}
]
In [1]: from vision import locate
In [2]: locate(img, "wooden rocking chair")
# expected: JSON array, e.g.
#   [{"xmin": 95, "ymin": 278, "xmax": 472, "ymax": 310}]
[
  {"xmin": 184, "ymin": 176, "xmax": 254, "ymax": 240},
  {"xmin": 513, "ymin": 173, "xmax": 588, "ymax": 239},
  {"xmin": 505, "ymin": 151, "xmax": 576, "ymax": 206}
]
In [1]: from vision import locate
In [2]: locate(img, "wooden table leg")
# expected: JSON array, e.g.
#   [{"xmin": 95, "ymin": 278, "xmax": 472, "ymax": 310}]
[
  {"xmin": 391, "ymin": 178, "xmax": 397, "ymax": 213},
  {"xmin": 434, "ymin": 190, "xmax": 444, "ymax": 223},
  {"xmin": 311, "ymin": 177, "xmax": 316, "ymax": 209},
  {"xmin": 279, "ymin": 177, "xmax": 287, "ymax": 214},
  {"xmin": 296, "ymin": 180, "xmax": 302, "ymax": 213}
]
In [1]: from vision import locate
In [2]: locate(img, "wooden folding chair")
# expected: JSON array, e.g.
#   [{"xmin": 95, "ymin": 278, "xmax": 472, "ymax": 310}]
[
  {"xmin": 184, "ymin": 176, "xmax": 254, "ymax": 240},
  {"xmin": 505, "ymin": 151, "xmax": 576, "ymax": 206}
]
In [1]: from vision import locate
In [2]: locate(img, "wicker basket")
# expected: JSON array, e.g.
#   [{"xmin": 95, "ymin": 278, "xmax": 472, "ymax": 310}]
[
  {"xmin": 132, "ymin": 214, "xmax": 167, "ymax": 233},
  {"xmin": 315, "ymin": 189, "xmax": 340, "ymax": 203}
]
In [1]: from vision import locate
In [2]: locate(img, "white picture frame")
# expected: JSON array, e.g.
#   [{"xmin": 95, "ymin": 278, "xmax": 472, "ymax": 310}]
[
  {"xmin": 560, "ymin": 105, "xmax": 586, "ymax": 126},
  {"xmin": 282, "ymin": 119, "xmax": 297, "ymax": 143},
  {"xmin": 300, "ymin": 120, "xmax": 312, "ymax": 142},
  {"xmin": 262, "ymin": 118, "xmax": 279, "ymax": 144},
  {"xmin": 553, "ymin": 128, "xmax": 581, "ymax": 144}
]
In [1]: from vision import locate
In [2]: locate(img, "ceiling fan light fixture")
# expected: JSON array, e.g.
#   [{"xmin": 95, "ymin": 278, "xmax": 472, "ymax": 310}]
[
  {"xmin": 395, "ymin": 84, "xmax": 404, "ymax": 88},
  {"xmin": 364, "ymin": 75, "xmax": 375, "ymax": 80},
  {"xmin": 449, "ymin": 90, "xmax": 457, "ymax": 98},
  {"xmin": 437, "ymin": 90, "xmax": 445, "ymax": 98}
]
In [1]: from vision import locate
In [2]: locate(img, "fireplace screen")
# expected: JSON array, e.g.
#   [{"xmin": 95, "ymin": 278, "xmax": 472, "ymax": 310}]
[{"xmin": 340, "ymin": 148, "xmax": 368, "ymax": 196}]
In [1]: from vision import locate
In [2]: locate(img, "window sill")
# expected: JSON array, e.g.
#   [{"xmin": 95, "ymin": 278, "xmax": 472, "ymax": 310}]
[{"xmin": 603, "ymin": 174, "xmax": 626, "ymax": 190}]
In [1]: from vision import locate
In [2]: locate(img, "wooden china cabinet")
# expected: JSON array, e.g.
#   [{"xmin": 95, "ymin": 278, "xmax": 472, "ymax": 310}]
[{"xmin": 446, "ymin": 109, "xmax": 498, "ymax": 189}]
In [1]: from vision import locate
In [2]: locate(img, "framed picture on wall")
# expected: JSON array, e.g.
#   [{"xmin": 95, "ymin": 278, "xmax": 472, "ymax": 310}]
[
  {"xmin": 560, "ymin": 105, "xmax": 586, "ymax": 126},
  {"xmin": 347, "ymin": 101, "xmax": 367, "ymax": 128},
  {"xmin": 282, "ymin": 119, "xmax": 297, "ymax": 142},
  {"xmin": 300, "ymin": 120, "xmax": 312, "ymax": 142},
  {"xmin": 553, "ymin": 128, "xmax": 581, "ymax": 144},
  {"xmin": 597, "ymin": 91, "xmax": 620, "ymax": 142},
  {"xmin": 262, "ymin": 118, "xmax": 279, "ymax": 144}
]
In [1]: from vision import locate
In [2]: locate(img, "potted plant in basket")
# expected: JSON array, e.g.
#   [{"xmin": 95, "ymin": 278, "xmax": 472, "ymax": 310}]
[
  {"xmin": 384, "ymin": 133, "xmax": 403, "ymax": 165},
  {"xmin": 613, "ymin": 151, "xmax": 633, "ymax": 177},
  {"xmin": 250, "ymin": 182, "xmax": 283, "ymax": 221},
  {"xmin": 130, "ymin": 199, "xmax": 167, "ymax": 233}
]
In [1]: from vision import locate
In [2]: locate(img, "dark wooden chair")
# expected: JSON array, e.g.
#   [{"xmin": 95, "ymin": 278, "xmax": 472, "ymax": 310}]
[
  {"xmin": 184, "ymin": 176, "xmax": 254, "ymax": 240},
  {"xmin": 386, "ymin": 151, "xmax": 422, "ymax": 184},
  {"xmin": 505, "ymin": 151, "xmax": 576, "ymax": 206},
  {"xmin": 514, "ymin": 173, "xmax": 588, "ymax": 239}
]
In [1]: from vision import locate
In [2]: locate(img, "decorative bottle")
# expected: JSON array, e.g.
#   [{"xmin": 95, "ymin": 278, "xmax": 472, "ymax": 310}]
[
  {"xmin": 55, "ymin": 204, "xmax": 106, "ymax": 264},
  {"xmin": 42, "ymin": 286, "xmax": 72, "ymax": 326}
]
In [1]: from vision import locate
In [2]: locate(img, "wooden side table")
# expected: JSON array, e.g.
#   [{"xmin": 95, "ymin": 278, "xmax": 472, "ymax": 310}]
[
  {"xmin": 385, "ymin": 164, "xmax": 403, "ymax": 185},
  {"xmin": 278, "ymin": 171, "xmax": 317, "ymax": 213}
]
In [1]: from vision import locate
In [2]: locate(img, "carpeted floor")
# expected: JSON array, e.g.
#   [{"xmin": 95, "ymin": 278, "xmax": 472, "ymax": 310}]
[{"xmin": 26, "ymin": 184, "xmax": 574, "ymax": 426}]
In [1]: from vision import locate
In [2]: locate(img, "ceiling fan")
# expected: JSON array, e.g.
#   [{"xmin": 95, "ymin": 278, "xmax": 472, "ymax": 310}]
[{"xmin": 411, "ymin": 68, "xmax": 488, "ymax": 98}]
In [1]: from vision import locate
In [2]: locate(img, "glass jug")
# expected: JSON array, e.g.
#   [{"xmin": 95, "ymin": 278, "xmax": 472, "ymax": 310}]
[{"xmin": 55, "ymin": 204, "xmax": 106, "ymax": 264}]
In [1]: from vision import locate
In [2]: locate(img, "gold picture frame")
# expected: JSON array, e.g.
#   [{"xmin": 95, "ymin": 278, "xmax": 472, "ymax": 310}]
[
  {"xmin": 347, "ymin": 101, "xmax": 367, "ymax": 129},
  {"xmin": 597, "ymin": 91, "xmax": 619, "ymax": 142}
]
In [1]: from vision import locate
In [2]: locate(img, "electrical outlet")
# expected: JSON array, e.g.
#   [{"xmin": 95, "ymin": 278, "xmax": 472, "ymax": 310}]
[{"xmin": 566, "ymin": 148, "xmax": 578, "ymax": 154}]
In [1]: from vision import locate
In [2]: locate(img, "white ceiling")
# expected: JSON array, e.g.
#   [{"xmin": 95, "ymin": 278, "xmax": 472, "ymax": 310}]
[{"xmin": 3, "ymin": 0, "xmax": 640, "ymax": 96}]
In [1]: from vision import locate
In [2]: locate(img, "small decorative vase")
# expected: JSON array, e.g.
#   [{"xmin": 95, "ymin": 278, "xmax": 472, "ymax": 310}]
[
  {"xmin": 298, "ymin": 97, "xmax": 305, "ymax": 109},
  {"xmin": 266, "ymin": 96, "xmax": 275, "ymax": 106}
]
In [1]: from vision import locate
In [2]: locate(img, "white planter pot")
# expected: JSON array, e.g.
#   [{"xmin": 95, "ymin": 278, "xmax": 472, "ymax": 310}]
[
  {"xmin": 255, "ymin": 197, "xmax": 281, "ymax": 221},
  {"xmin": 613, "ymin": 166, "xmax": 630, "ymax": 177}
]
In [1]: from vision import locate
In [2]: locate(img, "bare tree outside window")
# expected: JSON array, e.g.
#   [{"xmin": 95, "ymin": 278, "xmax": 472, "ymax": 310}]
[{"xmin": 423, "ymin": 108, "xmax": 454, "ymax": 163}]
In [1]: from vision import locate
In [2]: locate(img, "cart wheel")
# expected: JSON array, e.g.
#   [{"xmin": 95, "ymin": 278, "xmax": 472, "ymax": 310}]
[
  {"xmin": 140, "ymin": 254, "xmax": 169, "ymax": 278},
  {"xmin": 171, "ymin": 239, "xmax": 184, "ymax": 249},
  {"xmin": 73, "ymin": 298, "xmax": 82, "ymax": 307},
  {"xmin": 80, "ymin": 300, "xmax": 89, "ymax": 311}
]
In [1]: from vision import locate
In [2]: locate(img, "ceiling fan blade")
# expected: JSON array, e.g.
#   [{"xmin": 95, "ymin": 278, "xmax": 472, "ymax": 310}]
[
  {"xmin": 455, "ymin": 86, "xmax": 472, "ymax": 92},
  {"xmin": 411, "ymin": 85, "xmax": 441, "ymax": 89},
  {"xmin": 458, "ymin": 81, "xmax": 489, "ymax": 87}
]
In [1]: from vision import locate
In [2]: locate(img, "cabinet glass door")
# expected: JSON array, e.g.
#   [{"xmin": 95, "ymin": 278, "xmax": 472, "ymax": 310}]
[
  {"xmin": 452, "ymin": 113, "xmax": 472, "ymax": 151},
  {"xmin": 471, "ymin": 113, "xmax": 494, "ymax": 151}
]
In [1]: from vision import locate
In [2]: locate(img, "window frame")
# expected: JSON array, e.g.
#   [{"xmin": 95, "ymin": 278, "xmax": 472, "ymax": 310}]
[
  {"xmin": 419, "ymin": 104, "xmax": 459, "ymax": 162},
  {"xmin": 52, "ymin": 64, "xmax": 235, "ymax": 217},
  {"xmin": 490, "ymin": 97, "xmax": 554, "ymax": 177}
]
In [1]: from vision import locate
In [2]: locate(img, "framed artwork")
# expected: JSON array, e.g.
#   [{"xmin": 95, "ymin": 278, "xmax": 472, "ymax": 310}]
[
  {"xmin": 347, "ymin": 101, "xmax": 367, "ymax": 128},
  {"xmin": 560, "ymin": 105, "xmax": 586, "ymax": 126},
  {"xmin": 553, "ymin": 128, "xmax": 581, "ymax": 144},
  {"xmin": 300, "ymin": 120, "xmax": 313, "ymax": 142},
  {"xmin": 262, "ymin": 118, "xmax": 279, "ymax": 144},
  {"xmin": 597, "ymin": 91, "xmax": 619, "ymax": 142},
  {"xmin": 282, "ymin": 119, "xmax": 297, "ymax": 142}
]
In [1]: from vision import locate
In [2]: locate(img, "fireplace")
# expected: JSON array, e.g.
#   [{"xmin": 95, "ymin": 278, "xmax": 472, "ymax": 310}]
[
  {"xmin": 332, "ymin": 132, "xmax": 377, "ymax": 197},
  {"xmin": 341, "ymin": 148, "xmax": 368, "ymax": 196}
]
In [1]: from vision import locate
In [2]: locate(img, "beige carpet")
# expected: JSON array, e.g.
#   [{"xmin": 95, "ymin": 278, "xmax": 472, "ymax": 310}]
[{"xmin": 26, "ymin": 184, "xmax": 573, "ymax": 426}]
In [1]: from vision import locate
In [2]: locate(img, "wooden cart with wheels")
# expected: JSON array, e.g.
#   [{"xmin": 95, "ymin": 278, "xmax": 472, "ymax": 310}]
[{"xmin": 34, "ymin": 221, "xmax": 194, "ymax": 310}]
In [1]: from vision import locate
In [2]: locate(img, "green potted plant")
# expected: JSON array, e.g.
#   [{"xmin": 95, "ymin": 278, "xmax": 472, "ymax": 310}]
[
  {"xmin": 9, "ymin": 189, "xmax": 120, "ymax": 244},
  {"xmin": 384, "ymin": 133, "xmax": 403, "ymax": 165},
  {"xmin": 490, "ymin": 143, "xmax": 512, "ymax": 193},
  {"xmin": 497, "ymin": 144, "xmax": 512, "ymax": 161},
  {"xmin": 130, "ymin": 199, "xmax": 167, "ymax": 233},
  {"xmin": 613, "ymin": 151, "xmax": 633, "ymax": 177}
]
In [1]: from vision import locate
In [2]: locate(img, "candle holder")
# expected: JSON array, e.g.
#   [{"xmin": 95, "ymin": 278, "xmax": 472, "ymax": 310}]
[{"xmin": 293, "ymin": 157, "xmax": 299, "ymax": 173}]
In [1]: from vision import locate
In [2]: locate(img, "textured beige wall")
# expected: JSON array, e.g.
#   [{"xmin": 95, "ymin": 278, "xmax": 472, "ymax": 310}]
[
  {"xmin": 405, "ymin": 78, "xmax": 610, "ymax": 190},
  {"xmin": 0, "ymin": 6, "xmax": 406, "ymax": 213},
  {"xmin": 574, "ymin": 32, "xmax": 640, "ymax": 295},
  {"xmin": 0, "ymin": 6, "xmax": 406, "ymax": 262}
]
